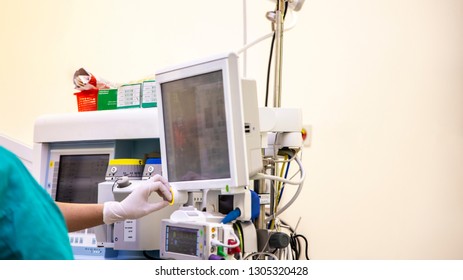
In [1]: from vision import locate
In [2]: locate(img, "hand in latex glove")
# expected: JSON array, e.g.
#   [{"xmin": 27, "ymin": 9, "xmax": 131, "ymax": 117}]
[{"xmin": 103, "ymin": 174, "xmax": 172, "ymax": 224}]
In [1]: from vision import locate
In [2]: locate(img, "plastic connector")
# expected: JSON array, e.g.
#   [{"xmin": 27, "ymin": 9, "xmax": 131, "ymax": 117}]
[
  {"xmin": 269, "ymin": 232, "xmax": 290, "ymax": 249},
  {"xmin": 217, "ymin": 246, "xmax": 227, "ymax": 257},
  {"xmin": 250, "ymin": 190, "xmax": 260, "ymax": 221},
  {"xmin": 208, "ymin": 254, "xmax": 225, "ymax": 260},
  {"xmin": 227, "ymin": 240, "xmax": 241, "ymax": 255},
  {"xmin": 221, "ymin": 208, "xmax": 241, "ymax": 224}
]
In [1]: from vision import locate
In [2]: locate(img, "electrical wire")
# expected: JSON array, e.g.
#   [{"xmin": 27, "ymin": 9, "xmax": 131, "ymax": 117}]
[
  {"xmin": 277, "ymin": 154, "xmax": 291, "ymax": 208},
  {"xmin": 253, "ymin": 155, "xmax": 305, "ymax": 185},
  {"xmin": 275, "ymin": 154, "xmax": 288, "ymax": 204},
  {"xmin": 239, "ymin": 1, "xmax": 308, "ymax": 261},
  {"xmin": 244, "ymin": 251, "xmax": 279, "ymax": 260},
  {"xmin": 266, "ymin": 216, "xmax": 310, "ymax": 260},
  {"xmin": 266, "ymin": 1, "xmax": 289, "ymax": 107},
  {"xmin": 265, "ymin": 168, "xmax": 304, "ymax": 221},
  {"xmin": 270, "ymin": 154, "xmax": 289, "ymax": 230},
  {"xmin": 211, "ymin": 231, "xmax": 241, "ymax": 248},
  {"xmin": 235, "ymin": 4, "xmax": 297, "ymax": 54},
  {"xmin": 265, "ymin": 33, "xmax": 276, "ymax": 107},
  {"xmin": 268, "ymin": 156, "xmax": 292, "ymax": 229},
  {"xmin": 233, "ymin": 222, "xmax": 244, "ymax": 252},
  {"xmin": 292, "ymin": 234, "xmax": 310, "ymax": 260}
]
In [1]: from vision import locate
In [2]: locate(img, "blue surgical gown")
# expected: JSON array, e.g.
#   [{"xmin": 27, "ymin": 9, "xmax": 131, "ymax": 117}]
[{"xmin": 0, "ymin": 146, "xmax": 74, "ymax": 259}]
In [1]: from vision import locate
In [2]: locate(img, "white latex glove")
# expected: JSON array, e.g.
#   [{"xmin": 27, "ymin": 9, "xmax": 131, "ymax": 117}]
[{"xmin": 103, "ymin": 174, "xmax": 173, "ymax": 225}]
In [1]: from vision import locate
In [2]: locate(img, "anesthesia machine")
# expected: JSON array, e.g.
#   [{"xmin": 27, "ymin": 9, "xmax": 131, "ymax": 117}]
[{"xmin": 32, "ymin": 0, "xmax": 307, "ymax": 260}]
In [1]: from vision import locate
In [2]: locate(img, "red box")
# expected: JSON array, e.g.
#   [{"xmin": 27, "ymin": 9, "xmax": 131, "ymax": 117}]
[{"xmin": 74, "ymin": 89, "xmax": 98, "ymax": 112}]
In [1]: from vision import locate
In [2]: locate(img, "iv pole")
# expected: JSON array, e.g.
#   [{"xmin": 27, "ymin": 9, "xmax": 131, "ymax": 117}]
[
  {"xmin": 255, "ymin": 0, "xmax": 286, "ymax": 231},
  {"xmin": 273, "ymin": 0, "xmax": 285, "ymax": 108},
  {"xmin": 254, "ymin": 0, "xmax": 306, "ymax": 233}
]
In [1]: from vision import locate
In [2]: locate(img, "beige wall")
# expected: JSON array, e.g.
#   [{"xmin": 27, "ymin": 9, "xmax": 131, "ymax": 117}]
[{"xmin": 1, "ymin": 0, "xmax": 462, "ymax": 259}]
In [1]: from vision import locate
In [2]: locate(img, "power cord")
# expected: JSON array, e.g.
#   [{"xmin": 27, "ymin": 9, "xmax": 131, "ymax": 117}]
[{"xmin": 290, "ymin": 233, "xmax": 310, "ymax": 260}]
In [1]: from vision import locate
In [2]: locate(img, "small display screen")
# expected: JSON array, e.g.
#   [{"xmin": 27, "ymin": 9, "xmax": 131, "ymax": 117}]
[
  {"xmin": 55, "ymin": 154, "xmax": 109, "ymax": 203},
  {"xmin": 161, "ymin": 70, "xmax": 230, "ymax": 183},
  {"xmin": 165, "ymin": 225, "xmax": 199, "ymax": 256}
]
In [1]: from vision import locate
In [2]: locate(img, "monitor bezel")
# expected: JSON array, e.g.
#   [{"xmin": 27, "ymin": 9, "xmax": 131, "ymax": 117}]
[
  {"xmin": 47, "ymin": 147, "xmax": 114, "ymax": 201},
  {"xmin": 156, "ymin": 52, "xmax": 249, "ymax": 191}
]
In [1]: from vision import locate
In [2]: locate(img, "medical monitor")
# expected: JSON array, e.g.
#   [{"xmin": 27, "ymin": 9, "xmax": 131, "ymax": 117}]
[
  {"xmin": 156, "ymin": 52, "xmax": 250, "ymax": 191},
  {"xmin": 47, "ymin": 148, "xmax": 113, "ymax": 202},
  {"xmin": 55, "ymin": 154, "xmax": 109, "ymax": 203}
]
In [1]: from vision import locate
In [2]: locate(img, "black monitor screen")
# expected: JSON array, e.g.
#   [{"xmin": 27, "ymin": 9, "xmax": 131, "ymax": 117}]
[
  {"xmin": 55, "ymin": 154, "xmax": 109, "ymax": 203},
  {"xmin": 161, "ymin": 70, "xmax": 230, "ymax": 182},
  {"xmin": 165, "ymin": 225, "xmax": 199, "ymax": 256}
]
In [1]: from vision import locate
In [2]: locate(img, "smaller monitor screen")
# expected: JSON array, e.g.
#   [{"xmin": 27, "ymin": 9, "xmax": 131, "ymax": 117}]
[
  {"xmin": 165, "ymin": 225, "xmax": 199, "ymax": 256},
  {"xmin": 161, "ymin": 70, "xmax": 230, "ymax": 183},
  {"xmin": 55, "ymin": 154, "xmax": 109, "ymax": 203}
]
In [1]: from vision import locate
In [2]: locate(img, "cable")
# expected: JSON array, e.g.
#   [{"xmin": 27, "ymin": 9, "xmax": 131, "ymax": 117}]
[
  {"xmin": 264, "ymin": 215, "xmax": 309, "ymax": 260},
  {"xmin": 243, "ymin": 251, "xmax": 279, "ymax": 260},
  {"xmin": 221, "ymin": 208, "xmax": 241, "ymax": 224},
  {"xmin": 270, "ymin": 217, "xmax": 310, "ymax": 260},
  {"xmin": 291, "ymin": 234, "xmax": 310, "ymax": 260},
  {"xmin": 233, "ymin": 222, "xmax": 244, "ymax": 252},
  {"xmin": 235, "ymin": 5, "xmax": 297, "ymax": 55},
  {"xmin": 264, "ymin": 156, "xmax": 305, "ymax": 223},
  {"xmin": 265, "ymin": 33, "xmax": 276, "ymax": 107},
  {"xmin": 211, "ymin": 231, "xmax": 241, "ymax": 248},
  {"xmin": 290, "ymin": 236, "xmax": 299, "ymax": 259},
  {"xmin": 277, "ymin": 154, "xmax": 291, "ymax": 209},
  {"xmin": 267, "ymin": 1, "xmax": 289, "ymax": 107},
  {"xmin": 253, "ymin": 155, "xmax": 305, "ymax": 185},
  {"xmin": 270, "ymin": 154, "xmax": 288, "ymax": 230},
  {"xmin": 275, "ymin": 154, "xmax": 288, "ymax": 205}
]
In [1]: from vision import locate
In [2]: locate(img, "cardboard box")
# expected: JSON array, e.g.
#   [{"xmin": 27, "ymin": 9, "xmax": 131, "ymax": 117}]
[
  {"xmin": 141, "ymin": 80, "xmax": 157, "ymax": 108},
  {"xmin": 117, "ymin": 84, "xmax": 142, "ymax": 109},
  {"xmin": 97, "ymin": 89, "xmax": 118, "ymax": 110}
]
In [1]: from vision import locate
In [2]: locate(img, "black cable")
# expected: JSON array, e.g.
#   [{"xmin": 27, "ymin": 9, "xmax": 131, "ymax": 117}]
[
  {"xmin": 293, "ymin": 234, "xmax": 310, "ymax": 260},
  {"xmin": 290, "ymin": 234, "xmax": 299, "ymax": 259},
  {"xmin": 265, "ymin": 34, "xmax": 276, "ymax": 107}
]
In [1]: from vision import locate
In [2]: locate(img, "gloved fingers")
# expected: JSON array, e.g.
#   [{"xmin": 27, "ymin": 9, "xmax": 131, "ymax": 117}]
[
  {"xmin": 155, "ymin": 188, "xmax": 172, "ymax": 202},
  {"xmin": 144, "ymin": 200, "xmax": 170, "ymax": 213},
  {"xmin": 146, "ymin": 178, "xmax": 172, "ymax": 202},
  {"xmin": 150, "ymin": 174, "xmax": 169, "ymax": 186}
]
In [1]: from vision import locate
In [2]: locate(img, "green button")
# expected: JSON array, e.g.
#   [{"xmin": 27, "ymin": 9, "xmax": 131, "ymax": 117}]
[{"xmin": 217, "ymin": 246, "xmax": 227, "ymax": 257}]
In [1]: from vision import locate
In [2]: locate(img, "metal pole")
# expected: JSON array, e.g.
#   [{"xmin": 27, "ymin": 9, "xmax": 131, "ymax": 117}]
[
  {"xmin": 255, "ymin": 157, "xmax": 274, "ymax": 230},
  {"xmin": 273, "ymin": 0, "xmax": 285, "ymax": 108}
]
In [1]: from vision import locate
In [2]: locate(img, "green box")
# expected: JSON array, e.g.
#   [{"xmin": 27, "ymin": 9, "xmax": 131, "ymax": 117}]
[
  {"xmin": 141, "ymin": 80, "xmax": 157, "ymax": 108},
  {"xmin": 97, "ymin": 89, "xmax": 118, "ymax": 110}
]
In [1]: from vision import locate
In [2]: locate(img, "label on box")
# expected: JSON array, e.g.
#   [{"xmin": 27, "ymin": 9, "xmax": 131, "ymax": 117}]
[
  {"xmin": 142, "ymin": 80, "xmax": 157, "ymax": 108},
  {"xmin": 118, "ymin": 84, "xmax": 141, "ymax": 108}
]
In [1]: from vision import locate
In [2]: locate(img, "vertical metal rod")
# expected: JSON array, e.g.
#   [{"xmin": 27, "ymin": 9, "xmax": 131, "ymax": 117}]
[
  {"xmin": 273, "ymin": 0, "xmax": 285, "ymax": 108},
  {"xmin": 255, "ymin": 179, "xmax": 267, "ymax": 230},
  {"xmin": 255, "ymin": 158, "xmax": 274, "ymax": 230}
]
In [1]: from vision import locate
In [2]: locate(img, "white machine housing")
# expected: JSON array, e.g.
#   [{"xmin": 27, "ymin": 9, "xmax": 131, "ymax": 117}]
[
  {"xmin": 32, "ymin": 108, "xmax": 176, "ymax": 257},
  {"xmin": 155, "ymin": 52, "xmax": 262, "ymax": 192},
  {"xmin": 160, "ymin": 207, "xmax": 238, "ymax": 260},
  {"xmin": 97, "ymin": 179, "xmax": 172, "ymax": 250}
]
